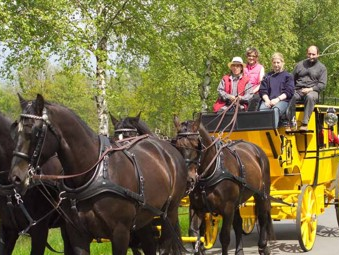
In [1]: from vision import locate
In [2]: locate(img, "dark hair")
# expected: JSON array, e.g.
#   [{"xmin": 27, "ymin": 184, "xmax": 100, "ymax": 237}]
[
  {"xmin": 307, "ymin": 45, "xmax": 319, "ymax": 54},
  {"xmin": 246, "ymin": 47, "xmax": 259, "ymax": 57}
]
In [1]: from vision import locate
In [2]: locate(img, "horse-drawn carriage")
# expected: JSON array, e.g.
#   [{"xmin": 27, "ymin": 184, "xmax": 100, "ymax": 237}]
[
  {"xmin": 178, "ymin": 101, "xmax": 339, "ymax": 252},
  {"xmin": 4, "ymin": 93, "xmax": 339, "ymax": 254}
]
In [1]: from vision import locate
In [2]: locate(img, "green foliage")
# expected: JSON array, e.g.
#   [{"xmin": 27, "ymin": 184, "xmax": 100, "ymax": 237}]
[
  {"xmin": 1, "ymin": 0, "xmax": 339, "ymax": 132},
  {"xmin": 5, "ymin": 63, "xmax": 98, "ymax": 130},
  {"xmin": 0, "ymin": 84, "xmax": 20, "ymax": 119}
]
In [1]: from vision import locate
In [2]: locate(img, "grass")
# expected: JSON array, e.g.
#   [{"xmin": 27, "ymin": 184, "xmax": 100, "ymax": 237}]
[
  {"xmin": 12, "ymin": 229, "xmax": 116, "ymax": 255},
  {"xmin": 12, "ymin": 207, "xmax": 190, "ymax": 254}
]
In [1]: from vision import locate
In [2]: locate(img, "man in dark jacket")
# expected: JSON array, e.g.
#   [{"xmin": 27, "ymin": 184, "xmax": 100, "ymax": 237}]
[{"xmin": 293, "ymin": 45, "xmax": 327, "ymax": 131}]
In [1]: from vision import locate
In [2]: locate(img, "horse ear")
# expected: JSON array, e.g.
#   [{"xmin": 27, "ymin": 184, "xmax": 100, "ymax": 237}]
[
  {"xmin": 35, "ymin": 94, "xmax": 45, "ymax": 116},
  {"xmin": 193, "ymin": 113, "xmax": 202, "ymax": 131},
  {"xmin": 17, "ymin": 93, "xmax": 28, "ymax": 110},
  {"xmin": 135, "ymin": 112, "xmax": 141, "ymax": 121},
  {"xmin": 173, "ymin": 115, "xmax": 181, "ymax": 131},
  {"xmin": 109, "ymin": 112, "xmax": 119, "ymax": 126}
]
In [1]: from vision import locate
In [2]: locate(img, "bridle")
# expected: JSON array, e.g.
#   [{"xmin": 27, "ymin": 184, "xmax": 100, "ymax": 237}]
[
  {"xmin": 175, "ymin": 131, "xmax": 203, "ymax": 194},
  {"xmin": 12, "ymin": 107, "xmax": 60, "ymax": 178},
  {"xmin": 114, "ymin": 128, "xmax": 138, "ymax": 140}
]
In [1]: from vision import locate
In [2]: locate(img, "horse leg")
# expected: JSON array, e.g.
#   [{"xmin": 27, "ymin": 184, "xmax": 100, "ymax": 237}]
[
  {"xmin": 30, "ymin": 222, "xmax": 50, "ymax": 255},
  {"xmin": 158, "ymin": 207, "xmax": 184, "ymax": 255},
  {"xmin": 60, "ymin": 224, "xmax": 74, "ymax": 255},
  {"xmin": 65, "ymin": 223, "xmax": 91, "ymax": 255},
  {"xmin": 232, "ymin": 209, "xmax": 244, "ymax": 255},
  {"xmin": 255, "ymin": 196, "xmax": 272, "ymax": 255},
  {"xmin": 189, "ymin": 208, "xmax": 205, "ymax": 255},
  {"xmin": 111, "ymin": 224, "xmax": 131, "ymax": 255},
  {"xmin": 131, "ymin": 224, "xmax": 157, "ymax": 255},
  {"xmin": 1, "ymin": 226, "xmax": 18, "ymax": 255},
  {"xmin": 219, "ymin": 204, "xmax": 235, "ymax": 255}
]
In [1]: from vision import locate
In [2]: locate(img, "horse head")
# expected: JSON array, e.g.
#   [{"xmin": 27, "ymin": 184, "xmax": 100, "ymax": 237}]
[
  {"xmin": 173, "ymin": 114, "xmax": 203, "ymax": 193},
  {"xmin": 110, "ymin": 112, "xmax": 154, "ymax": 140},
  {"xmin": 10, "ymin": 94, "xmax": 61, "ymax": 193},
  {"xmin": 0, "ymin": 113, "xmax": 15, "ymax": 185}
]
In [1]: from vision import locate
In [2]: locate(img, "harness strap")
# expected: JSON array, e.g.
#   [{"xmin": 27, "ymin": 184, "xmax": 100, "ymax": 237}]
[
  {"xmin": 6, "ymin": 195, "xmax": 20, "ymax": 231},
  {"xmin": 32, "ymin": 134, "xmax": 150, "ymax": 181}
]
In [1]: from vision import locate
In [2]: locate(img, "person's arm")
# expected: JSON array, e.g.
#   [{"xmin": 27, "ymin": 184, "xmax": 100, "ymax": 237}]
[
  {"xmin": 281, "ymin": 73, "xmax": 295, "ymax": 99},
  {"xmin": 217, "ymin": 78, "xmax": 229, "ymax": 101},
  {"xmin": 252, "ymin": 66, "xmax": 265, "ymax": 94},
  {"xmin": 292, "ymin": 64, "xmax": 299, "ymax": 84},
  {"xmin": 314, "ymin": 65, "xmax": 327, "ymax": 92},
  {"xmin": 259, "ymin": 66, "xmax": 265, "ymax": 83},
  {"xmin": 259, "ymin": 75, "xmax": 269, "ymax": 98},
  {"xmin": 241, "ymin": 82, "xmax": 253, "ymax": 101}
]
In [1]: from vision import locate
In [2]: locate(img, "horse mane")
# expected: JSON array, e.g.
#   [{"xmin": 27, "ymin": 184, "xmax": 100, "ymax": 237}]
[
  {"xmin": 111, "ymin": 113, "xmax": 155, "ymax": 137},
  {"xmin": 30, "ymin": 99, "xmax": 97, "ymax": 137},
  {"xmin": 0, "ymin": 112, "xmax": 12, "ymax": 135},
  {"xmin": 197, "ymin": 120, "xmax": 214, "ymax": 148},
  {"xmin": 130, "ymin": 118, "xmax": 155, "ymax": 136},
  {"xmin": 0, "ymin": 111, "xmax": 14, "ymax": 181}
]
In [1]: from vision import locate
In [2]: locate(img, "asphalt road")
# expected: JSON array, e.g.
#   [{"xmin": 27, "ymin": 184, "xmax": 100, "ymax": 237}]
[{"xmin": 200, "ymin": 205, "xmax": 339, "ymax": 255}]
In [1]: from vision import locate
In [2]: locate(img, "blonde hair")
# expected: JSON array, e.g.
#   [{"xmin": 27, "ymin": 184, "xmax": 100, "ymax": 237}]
[{"xmin": 271, "ymin": 52, "xmax": 284, "ymax": 62}]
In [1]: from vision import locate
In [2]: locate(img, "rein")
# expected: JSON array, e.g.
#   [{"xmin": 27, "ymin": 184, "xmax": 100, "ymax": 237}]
[{"xmin": 32, "ymin": 134, "xmax": 149, "ymax": 181}]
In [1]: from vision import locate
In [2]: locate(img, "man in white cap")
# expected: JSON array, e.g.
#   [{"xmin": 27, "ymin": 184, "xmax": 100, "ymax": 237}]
[{"xmin": 213, "ymin": 56, "xmax": 253, "ymax": 112}]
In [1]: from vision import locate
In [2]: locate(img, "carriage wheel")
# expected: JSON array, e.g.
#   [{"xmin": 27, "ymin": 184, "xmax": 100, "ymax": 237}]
[
  {"xmin": 296, "ymin": 185, "xmax": 317, "ymax": 252},
  {"xmin": 242, "ymin": 217, "xmax": 256, "ymax": 235},
  {"xmin": 203, "ymin": 213, "xmax": 219, "ymax": 249},
  {"xmin": 335, "ymin": 166, "xmax": 339, "ymax": 227}
]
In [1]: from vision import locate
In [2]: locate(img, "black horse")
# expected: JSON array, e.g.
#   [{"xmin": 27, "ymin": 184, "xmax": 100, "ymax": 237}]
[
  {"xmin": 10, "ymin": 94, "xmax": 188, "ymax": 255},
  {"xmin": 0, "ymin": 112, "xmax": 69, "ymax": 255},
  {"xmin": 173, "ymin": 114, "xmax": 274, "ymax": 255},
  {"xmin": 110, "ymin": 112, "xmax": 158, "ymax": 255},
  {"xmin": 110, "ymin": 112, "xmax": 155, "ymax": 139}
]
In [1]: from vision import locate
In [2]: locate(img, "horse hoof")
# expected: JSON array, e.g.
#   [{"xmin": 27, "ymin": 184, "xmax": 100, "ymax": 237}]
[{"xmin": 259, "ymin": 246, "xmax": 270, "ymax": 255}]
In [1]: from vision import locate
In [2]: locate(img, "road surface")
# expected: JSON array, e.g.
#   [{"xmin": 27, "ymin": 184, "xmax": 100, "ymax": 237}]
[{"xmin": 198, "ymin": 205, "xmax": 339, "ymax": 254}]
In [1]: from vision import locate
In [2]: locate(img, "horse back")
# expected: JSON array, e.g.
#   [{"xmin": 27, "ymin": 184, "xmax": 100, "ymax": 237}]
[
  {"xmin": 222, "ymin": 140, "xmax": 271, "ymax": 199},
  {"xmin": 106, "ymin": 137, "xmax": 187, "ymax": 223}
]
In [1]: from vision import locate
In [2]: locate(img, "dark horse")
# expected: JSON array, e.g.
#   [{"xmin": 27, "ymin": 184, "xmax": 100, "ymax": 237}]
[
  {"xmin": 0, "ymin": 112, "xmax": 68, "ymax": 255},
  {"xmin": 173, "ymin": 114, "xmax": 274, "ymax": 255},
  {"xmin": 110, "ymin": 112, "xmax": 155, "ymax": 140},
  {"xmin": 110, "ymin": 112, "xmax": 158, "ymax": 255},
  {"xmin": 9, "ymin": 94, "xmax": 188, "ymax": 255}
]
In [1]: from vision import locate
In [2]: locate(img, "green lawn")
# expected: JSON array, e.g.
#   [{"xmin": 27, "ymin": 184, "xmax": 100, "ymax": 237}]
[
  {"xmin": 12, "ymin": 229, "xmax": 116, "ymax": 255},
  {"xmin": 12, "ymin": 207, "xmax": 190, "ymax": 254}
]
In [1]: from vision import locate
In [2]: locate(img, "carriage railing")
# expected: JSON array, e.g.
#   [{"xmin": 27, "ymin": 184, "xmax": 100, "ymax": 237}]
[{"xmin": 201, "ymin": 111, "xmax": 276, "ymax": 132}]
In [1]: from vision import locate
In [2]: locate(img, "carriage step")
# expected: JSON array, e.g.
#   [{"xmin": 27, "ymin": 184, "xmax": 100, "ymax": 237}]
[
  {"xmin": 286, "ymin": 129, "xmax": 314, "ymax": 134},
  {"xmin": 182, "ymin": 236, "xmax": 205, "ymax": 243},
  {"xmin": 284, "ymin": 173, "xmax": 301, "ymax": 176}
]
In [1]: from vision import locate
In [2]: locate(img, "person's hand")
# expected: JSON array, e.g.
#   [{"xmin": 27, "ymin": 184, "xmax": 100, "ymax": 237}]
[
  {"xmin": 270, "ymin": 98, "xmax": 280, "ymax": 106},
  {"xmin": 229, "ymin": 95, "xmax": 236, "ymax": 102},
  {"xmin": 253, "ymin": 86, "xmax": 260, "ymax": 94},
  {"xmin": 301, "ymin": 88, "xmax": 313, "ymax": 94},
  {"xmin": 264, "ymin": 100, "xmax": 271, "ymax": 108}
]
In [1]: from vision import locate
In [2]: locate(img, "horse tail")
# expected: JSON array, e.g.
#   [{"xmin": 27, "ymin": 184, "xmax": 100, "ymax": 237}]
[
  {"xmin": 252, "ymin": 143, "xmax": 275, "ymax": 241},
  {"xmin": 266, "ymin": 208, "xmax": 275, "ymax": 241},
  {"xmin": 159, "ymin": 217, "xmax": 185, "ymax": 255}
]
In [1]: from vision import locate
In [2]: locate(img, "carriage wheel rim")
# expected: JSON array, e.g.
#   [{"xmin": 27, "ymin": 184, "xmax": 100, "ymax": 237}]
[
  {"xmin": 242, "ymin": 217, "xmax": 256, "ymax": 235},
  {"xmin": 203, "ymin": 213, "xmax": 219, "ymax": 249},
  {"xmin": 296, "ymin": 185, "xmax": 317, "ymax": 251},
  {"xmin": 335, "ymin": 166, "xmax": 339, "ymax": 227}
]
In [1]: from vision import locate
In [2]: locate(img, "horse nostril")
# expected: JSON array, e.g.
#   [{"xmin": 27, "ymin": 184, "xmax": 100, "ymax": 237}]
[{"xmin": 12, "ymin": 175, "xmax": 22, "ymax": 185}]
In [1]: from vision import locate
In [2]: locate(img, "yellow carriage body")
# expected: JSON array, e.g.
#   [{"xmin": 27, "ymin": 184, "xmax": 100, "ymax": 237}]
[{"xmin": 197, "ymin": 104, "xmax": 339, "ymax": 251}]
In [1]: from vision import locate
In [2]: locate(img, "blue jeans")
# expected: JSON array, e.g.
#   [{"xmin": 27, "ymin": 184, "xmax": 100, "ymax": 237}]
[{"xmin": 259, "ymin": 101, "xmax": 289, "ymax": 128}]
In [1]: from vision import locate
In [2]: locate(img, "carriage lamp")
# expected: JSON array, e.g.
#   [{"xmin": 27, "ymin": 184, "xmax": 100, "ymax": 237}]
[{"xmin": 324, "ymin": 107, "xmax": 338, "ymax": 126}]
